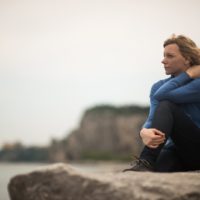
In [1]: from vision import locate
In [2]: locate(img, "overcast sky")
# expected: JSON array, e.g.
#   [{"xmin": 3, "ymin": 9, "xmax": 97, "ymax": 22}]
[{"xmin": 1, "ymin": 0, "xmax": 200, "ymax": 147}]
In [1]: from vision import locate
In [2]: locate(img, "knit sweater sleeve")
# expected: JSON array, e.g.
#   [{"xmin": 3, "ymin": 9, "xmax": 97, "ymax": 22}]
[
  {"xmin": 142, "ymin": 81, "xmax": 162, "ymax": 128},
  {"xmin": 153, "ymin": 72, "xmax": 200, "ymax": 103}
]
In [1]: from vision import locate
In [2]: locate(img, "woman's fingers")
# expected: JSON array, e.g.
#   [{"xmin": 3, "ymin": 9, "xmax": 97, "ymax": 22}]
[
  {"xmin": 152, "ymin": 137, "xmax": 165, "ymax": 142},
  {"xmin": 148, "ymin": 140, "xmax": 165, "ymax": 148},
  {"xmin": 151, "ymin": 135, "xmax": 165, "ymax": 142},
  {"xmin": 148, "ymin": 144, "xmax": 159, "ymax": 149},
  {"xmin": 141, "ymin": 128, "xmax": 166, "ymax": 147},
  {"xmin": 153, "ymin": 128, "xmax": 165, "ymax": 136},
  {"xmin": 147, "ymin": 138, "xmax": 165, "ymax": 147}
]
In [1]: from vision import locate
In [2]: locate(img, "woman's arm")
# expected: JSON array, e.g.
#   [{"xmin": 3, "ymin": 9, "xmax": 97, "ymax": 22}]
[
  {"xmin": 153, "ymin": 66, "xmax": 200, "ymax": 103},
  {"xmin": 154, "ymin": 79, "xmax": 200, "ymax": 103},
  {"xmin": 186, "ymin": 65, "xmax": 200, "ymax": 79},
  {"xmin": 141, "ymin": 81, "xmax": 166, "ymax": 148},
  {"xmin": 142, "ymin": 81, "xmax": 162, "ymax": 129}
]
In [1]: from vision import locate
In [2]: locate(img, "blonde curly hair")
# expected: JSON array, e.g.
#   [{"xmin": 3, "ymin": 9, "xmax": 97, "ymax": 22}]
[{"xmin": 164, "ymin": 34, "xmax": 200, "ymax": 66}]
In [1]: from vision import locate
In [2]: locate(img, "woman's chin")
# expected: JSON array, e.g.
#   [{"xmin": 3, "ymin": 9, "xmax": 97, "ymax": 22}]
[{"xmin": 165, "ymin": 71, "xmax": 171, "ymax": 75}]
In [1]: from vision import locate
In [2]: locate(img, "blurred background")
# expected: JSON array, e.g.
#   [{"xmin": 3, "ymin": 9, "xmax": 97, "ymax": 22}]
[{"xmin": 0, "ymin": 0, "xmax": 200, "ymax": 199}]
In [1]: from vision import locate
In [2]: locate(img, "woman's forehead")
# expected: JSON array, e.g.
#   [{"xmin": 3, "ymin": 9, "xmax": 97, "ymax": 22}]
[{"xmin": 164, "ymin": 44, "xmax": 180, "ymax": 54}]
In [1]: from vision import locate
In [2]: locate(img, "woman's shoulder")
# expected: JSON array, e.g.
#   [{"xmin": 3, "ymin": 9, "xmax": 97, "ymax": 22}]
[{"xmin": 151, "ymin": 76, "xmax": 171, "ymax": 93}]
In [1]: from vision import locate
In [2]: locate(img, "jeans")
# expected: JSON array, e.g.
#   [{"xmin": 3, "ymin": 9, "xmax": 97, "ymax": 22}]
[{"xmin": 140, "ymin": 100, "xmax": 200, "ymax": 172}]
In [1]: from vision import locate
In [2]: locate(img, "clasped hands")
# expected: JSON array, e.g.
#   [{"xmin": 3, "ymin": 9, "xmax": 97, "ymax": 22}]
[{"xmin": 140, "ymin": 128, "xmax": 166, "ymax": 149}]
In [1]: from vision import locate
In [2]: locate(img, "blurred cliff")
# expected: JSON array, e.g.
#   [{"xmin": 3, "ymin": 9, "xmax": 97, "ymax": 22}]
[{"xmin": 0, "ymin": 104, "xmax": 148, "ymax": 162}]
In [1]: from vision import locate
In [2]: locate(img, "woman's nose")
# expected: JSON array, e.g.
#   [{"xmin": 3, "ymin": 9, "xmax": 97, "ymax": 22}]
[{"xmin": 161, "ymin": 58, "xmax": 166, "ymax": 64}]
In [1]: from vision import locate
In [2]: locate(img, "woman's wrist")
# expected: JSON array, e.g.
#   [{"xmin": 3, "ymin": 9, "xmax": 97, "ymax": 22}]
[
  {"xmin": 140, "ymin": 128, "xmax": 147, "ymax": 137},
  {"xmin": 186, "ymin": 69, "xmax": 193, "ymax": 78},
  {"xmin": 186, "ymin": 70, "xmax": 193, "ymax": 78},
  {"xmin": 186, "ymin": 65, "xmax": 200, "ymax": 79}
]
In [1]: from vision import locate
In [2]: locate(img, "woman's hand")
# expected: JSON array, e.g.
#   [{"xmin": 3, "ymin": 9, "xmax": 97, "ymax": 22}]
[
  {"xmin": 186, "ymin": 65, "xmax": 200, "ymax": 79},
  {"xmin": 140, "ymin": 128, "xmax": 166, "ymax": 149}
]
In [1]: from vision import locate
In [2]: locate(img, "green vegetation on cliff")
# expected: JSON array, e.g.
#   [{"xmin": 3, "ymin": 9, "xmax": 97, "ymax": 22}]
[{"xmin": 84, "ymin": 104, "xmax": 149, "ymax": 116}]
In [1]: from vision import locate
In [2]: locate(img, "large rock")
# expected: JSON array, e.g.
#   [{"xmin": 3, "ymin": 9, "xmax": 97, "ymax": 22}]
[{"xmin": 8, "ymin": 163, "xmax": 200, "ymax": 200}]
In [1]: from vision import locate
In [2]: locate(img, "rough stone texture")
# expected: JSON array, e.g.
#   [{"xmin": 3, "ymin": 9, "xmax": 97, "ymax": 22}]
[{"xmin": 8, "ymin": 163, "xmax": 200, "ymax": 200}]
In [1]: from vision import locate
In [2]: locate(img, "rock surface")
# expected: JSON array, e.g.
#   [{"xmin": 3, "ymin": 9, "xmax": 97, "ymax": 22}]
[{"xmin": 8, "ymin": 163, "xmax": 200, "ymax": 200}]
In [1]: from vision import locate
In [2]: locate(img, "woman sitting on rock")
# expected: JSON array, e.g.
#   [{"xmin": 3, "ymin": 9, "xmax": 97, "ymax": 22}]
[{"xmin": 123, "ymin": 34, "xmax": 200, "ymax": 172}]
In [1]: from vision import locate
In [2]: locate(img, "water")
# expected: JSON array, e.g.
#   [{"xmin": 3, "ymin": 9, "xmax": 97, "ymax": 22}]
[
  {"xmin": 0, "ymin": 162, "xmax": 49, "ymax": 200},
  {"xmin": 0, "ymin": 161, "xmax": 126, "ymax": 200}
]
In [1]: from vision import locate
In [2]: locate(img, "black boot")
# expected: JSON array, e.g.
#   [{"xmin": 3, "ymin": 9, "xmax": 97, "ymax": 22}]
[{"xmin": 123, "ymin": 155, "xmax": 154, "ymax": 172}]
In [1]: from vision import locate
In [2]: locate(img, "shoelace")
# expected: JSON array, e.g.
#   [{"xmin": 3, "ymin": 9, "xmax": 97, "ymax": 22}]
[{"xmin": 130, "ymin": 155, "xmax": 150, "ymax": 169}]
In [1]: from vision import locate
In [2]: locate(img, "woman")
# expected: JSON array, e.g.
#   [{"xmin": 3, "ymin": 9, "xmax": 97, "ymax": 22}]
[{"xmin": 123, "ymin": 34, "xmax": 200, "ymax": 172}]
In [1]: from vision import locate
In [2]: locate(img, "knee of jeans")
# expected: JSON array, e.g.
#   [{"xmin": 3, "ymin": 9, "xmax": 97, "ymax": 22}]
[{"xmin": 158, "ymin": 100, "xmax": 177, "ymax": 110}]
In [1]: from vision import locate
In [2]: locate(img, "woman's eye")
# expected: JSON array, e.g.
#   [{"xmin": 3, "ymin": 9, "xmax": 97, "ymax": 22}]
[{"xmin": 167, "ymin": 54, "xmax": 174, "ymax": 58}]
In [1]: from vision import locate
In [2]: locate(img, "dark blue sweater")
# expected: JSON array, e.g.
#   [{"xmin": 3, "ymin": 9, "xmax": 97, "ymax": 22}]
[{"xmin": 143, "ymin": 72, "xmax": 200, "ymax": 148}]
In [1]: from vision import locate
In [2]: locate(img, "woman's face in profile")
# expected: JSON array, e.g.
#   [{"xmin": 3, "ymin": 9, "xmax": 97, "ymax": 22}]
[{"xmin": 161, "ymin": 43, "xmax": 190, "ymax": 76}]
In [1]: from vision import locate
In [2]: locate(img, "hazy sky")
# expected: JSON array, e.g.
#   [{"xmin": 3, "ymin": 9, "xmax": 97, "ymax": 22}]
[{"xmin": 1, "ymin": 0, "xmax": 200, "ymax": 147}]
